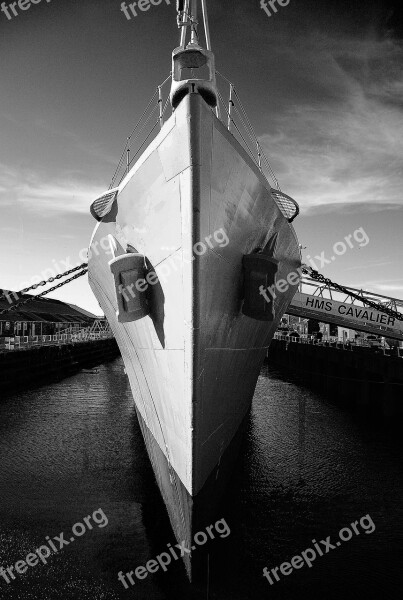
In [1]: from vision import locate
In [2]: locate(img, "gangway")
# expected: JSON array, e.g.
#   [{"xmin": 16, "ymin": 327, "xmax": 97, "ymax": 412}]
[
  {"xmin": 59, "ymin": 318, "xmax": 113, "ymax": 342},
  {"xmin": 0, "ymin": 319, "xmax": 114, "ymax": 352},
  {"xmin": 287, "ymin": 278, "xmax": 403, "ymax": 342}
]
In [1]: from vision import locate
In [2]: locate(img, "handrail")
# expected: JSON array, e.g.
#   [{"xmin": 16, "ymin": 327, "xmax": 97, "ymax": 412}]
[
  {"xmin": 109, "ymin": 75, "xmax": 173, "ymax": 189},
  {"xmin": 216, "ymin": 72, "xmax": 298, "ymax": 222},
  {"xmin": 108, "ymin": 71, "xmax": 299, "ymax": 223},
  {"xmin": 0, "ymin": 331, "xmax": 114, "ymax": 352}
]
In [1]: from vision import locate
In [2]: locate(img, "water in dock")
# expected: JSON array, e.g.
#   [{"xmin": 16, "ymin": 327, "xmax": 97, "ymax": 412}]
[{"xmin": 0, "ymin": 359, "xmax": 402, "ymax": 599}]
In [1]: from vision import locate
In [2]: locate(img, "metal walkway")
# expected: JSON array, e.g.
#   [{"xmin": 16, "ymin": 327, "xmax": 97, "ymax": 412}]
[
  {"xmin": 0, "ymin": 320, "xmax": 114, "ymax": 352},
  {"xmin": 287, "ymin": 278, "xmax": 403, "ymax": 341}
]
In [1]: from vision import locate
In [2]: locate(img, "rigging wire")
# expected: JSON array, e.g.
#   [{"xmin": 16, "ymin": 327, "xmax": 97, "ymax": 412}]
[
  {"xmin": 0, "ymin": 267, "xmax": 88, "ymax": 316},
  {"xmin": 303, "ymin": 267, "xmax": 403, "ymax": 322},
  {"xmin": 109, "ymin": 76, "xmax": 171, "ymax": 189},
  {"xmin": 216, "ymin": 70, "xmax": 281, "ymax": 190}
]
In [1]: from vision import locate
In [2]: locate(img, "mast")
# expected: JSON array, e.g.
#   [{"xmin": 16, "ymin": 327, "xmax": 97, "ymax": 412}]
[
  {"xmin": 178, "ymin": 0, "xmax": 189, "ymax": 48},
  {"xmin": 189, "ymin": 0, "xmax": 198, "ymax": 45},
  {"xmin": 200, "ymin": 0, "xmax": 212, "ymax": 50},
  {"xmin": 171, "ymin": 0, "xmax": 219, "ymax": 115},
  {"xmin": 177, "ymin": 0, "xmax": 212, "ymax": 51}
]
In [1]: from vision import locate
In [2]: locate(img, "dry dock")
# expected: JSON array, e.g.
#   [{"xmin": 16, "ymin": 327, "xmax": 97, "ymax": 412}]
[
  {"xmin": 267, "ymin": 337, "xmax": 403, "ymax": 417},
  {"xmin": 0, "ymin": 338, "xmax": 119, "ymax": 392}
]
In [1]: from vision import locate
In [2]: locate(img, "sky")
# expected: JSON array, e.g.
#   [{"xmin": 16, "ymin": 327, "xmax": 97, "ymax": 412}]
[{"xmin": 0, "ymin": 0, "xmax": 402, "ymax": 315}]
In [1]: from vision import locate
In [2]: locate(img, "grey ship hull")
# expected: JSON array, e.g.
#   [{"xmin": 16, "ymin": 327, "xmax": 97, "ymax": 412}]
[{"xmin": 88, "ymin": 92, "xmax": 300, "ymax": 578}]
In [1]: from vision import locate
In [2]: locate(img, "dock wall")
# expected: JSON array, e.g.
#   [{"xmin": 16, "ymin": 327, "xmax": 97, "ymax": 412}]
[
  {"xmin": 0, "ymin": 339, "xmax": 120, "ymax": 393},
  {"xmin": 267, "ymin": 339, "xmax": 403, "ymax": 417}
]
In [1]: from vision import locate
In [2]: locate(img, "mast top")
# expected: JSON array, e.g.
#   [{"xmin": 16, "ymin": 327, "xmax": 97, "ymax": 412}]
[
  {"xmin": 170, "ymin": 0, "xmax": 218, "ymax": 110},
  {"xmin": 176, "ymin": 0, "xmax": 211, "ymax": 50}
]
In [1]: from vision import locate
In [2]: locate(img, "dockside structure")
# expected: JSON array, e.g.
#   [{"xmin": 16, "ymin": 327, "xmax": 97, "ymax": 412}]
[{"xmin": 0, "ymin": 291, "xmax": 99, "ymax": 338}]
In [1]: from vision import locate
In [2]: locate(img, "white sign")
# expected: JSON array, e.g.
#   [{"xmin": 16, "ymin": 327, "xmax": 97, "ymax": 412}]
[{"xmin": 290, "ymin": 292, "xmax": 403, "ymax": 337}]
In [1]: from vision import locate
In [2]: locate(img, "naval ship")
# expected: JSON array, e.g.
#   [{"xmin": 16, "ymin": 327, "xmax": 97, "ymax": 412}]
[{"xmin": 88, "ymin": 0, "xmax": 301, "ymax": 578}]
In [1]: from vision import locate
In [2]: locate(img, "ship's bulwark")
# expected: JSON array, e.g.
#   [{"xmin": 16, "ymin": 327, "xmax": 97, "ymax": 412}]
[{"xmin": 88, "ymin": 93, "xmax": 300, "ymax": 579}]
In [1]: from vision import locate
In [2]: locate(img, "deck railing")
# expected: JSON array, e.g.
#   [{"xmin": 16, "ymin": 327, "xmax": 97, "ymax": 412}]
[
  {"xmin": 108, "ymin": 73, "xmax": 299, "ymax": 223},
  {"xmin": 273, "ymin": 333, "xmax": 403, "ymax": 356},
  {"xmin": 0, "ymin": 331, "xmax": 114, "ymax": 352}
]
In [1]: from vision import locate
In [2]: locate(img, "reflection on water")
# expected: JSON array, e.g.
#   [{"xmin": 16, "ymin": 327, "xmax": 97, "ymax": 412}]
[{"xmin": 0, "ymin": 359, "xmax": 402, "ymax": 599}]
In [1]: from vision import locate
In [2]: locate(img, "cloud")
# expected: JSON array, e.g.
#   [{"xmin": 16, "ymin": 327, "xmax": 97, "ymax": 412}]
[
  {"xmin": 375, "ymin": 284, "xmax": 403, "ymax": 292},
  {"xmin": 302, "ymin": 202, "xmax": 402, "ymax": 216},
  {"xmin": 344, "ymin": 260, "xmax": 396, "ymax": 272},
  {"xmin": 354, "ymin": 278, "xmax": 403, "ymax": 297},
  {"xmin": 30, "ymin": 117, "xmax": 118, "ymax": 166},
  {"xmin": 257, "ymin": 31, "xmax": 403, "ymax": 211},
  {"xmin": 0, "ymin": 162, "xmax": 104, "ymax": 215}
]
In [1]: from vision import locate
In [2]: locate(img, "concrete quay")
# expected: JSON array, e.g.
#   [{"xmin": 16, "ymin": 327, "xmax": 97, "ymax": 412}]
[{"xmin": 267, "ymin": 337, "xmax": 403, "ymax": 417}]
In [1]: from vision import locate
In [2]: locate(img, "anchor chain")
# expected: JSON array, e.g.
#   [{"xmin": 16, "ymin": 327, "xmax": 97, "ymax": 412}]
[
  {"xmin": 0, "ymin": 265, "xmax": 88, "ymax": 316},
  {"xmin": 302, "ymin": 266, "xmax": 403, "ymax": 322}
]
